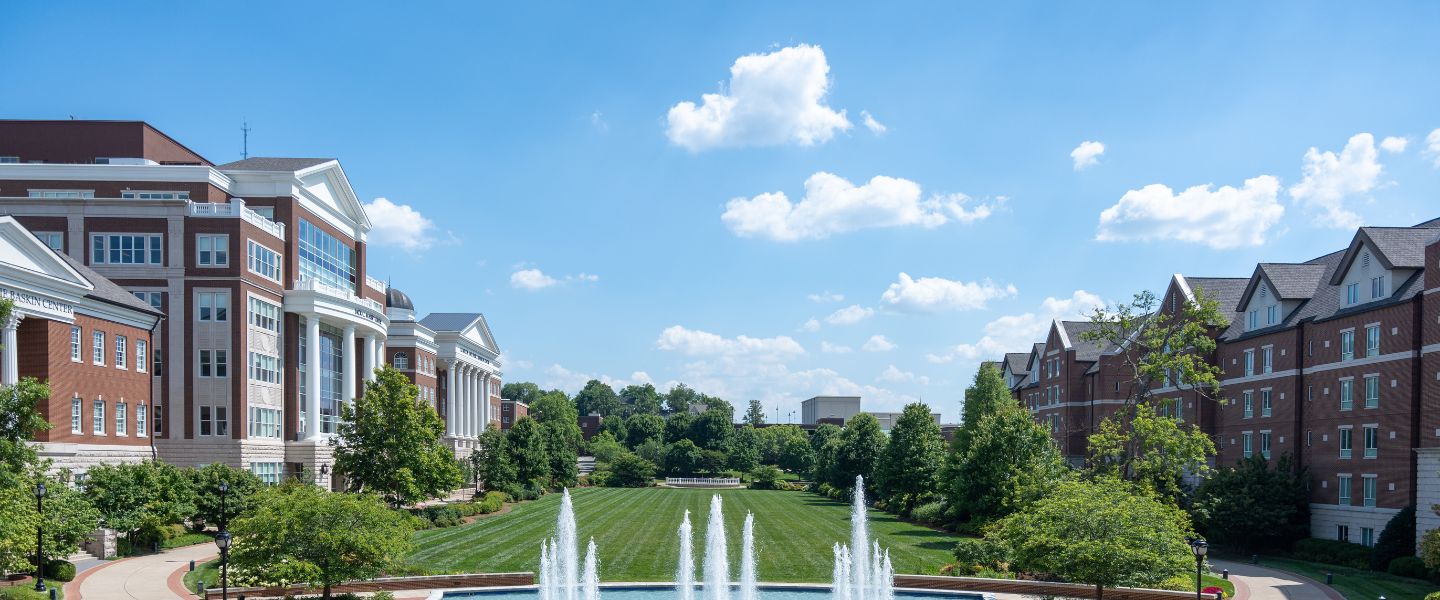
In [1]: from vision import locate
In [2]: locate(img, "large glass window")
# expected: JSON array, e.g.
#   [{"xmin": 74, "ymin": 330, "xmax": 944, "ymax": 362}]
[
  {"xmin": 1366, "ymin": 325, "xmax": 1380, "ymax": 357},
  {"xmin": 1365, "ymin": 376, "xmax": 1380, "ymax": 409},
  {"xmin": 249, "ymin": 352, "xmax": 281, "ymax": 384},
  {"xmin": 251, "ymin": 462, "xmax": 281, "ymax": 485},
  {"xmin": 1340, "ymin": 330, "xmax": 1355, "ymax": 361},
  {"xmin": 1339, "ymin": 428, "xmax": 1353, "ymax": 458},
  {"xmin": 247, "ymin": 297, "xmax": 281, "ymax": 333},
  {"xmin": 299, "ymin": 320, "xmax": 345, "ymax": 434},
  {"xmin": 1363, "ymin": 476, "xmax": 1377, "ymax": 507},
  {"xmin": 298, "ymin": 219, "xmax": 355, "ymax": 289},
  {"xmin": 91, "ymin": 233, "xmax": 162, "ymax": 265},
  {"xmin": 247, "ymin": 240, "xmax": 282, "ymax": 281},
  {"xmin": 1338, "ymin": 475, "xmax": 1351, "ymax": 505},
  {"xmin": 248, "ymin": 407, "xmax": 282, "ymax": 439},
  {"xmin": 1340, "ymin": 379, "xmax": 1353, "ymax": 410}
]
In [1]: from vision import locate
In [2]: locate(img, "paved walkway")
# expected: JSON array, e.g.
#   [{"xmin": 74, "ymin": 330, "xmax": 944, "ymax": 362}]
[
  {"xmin": 1211, "ymin": 559, "xmax": 1345, "ymax": 600},
  {"xmin": 69, "ymin": 543, "xmax": 215, "ymax": 600}
]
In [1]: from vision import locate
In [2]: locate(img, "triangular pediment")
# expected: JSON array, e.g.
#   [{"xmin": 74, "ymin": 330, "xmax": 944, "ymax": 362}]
[
  {"xmin": 460, "ymin": 315, "xmax": 501, "ymax": 355},
  {"xmin": 0, "ymin": 216, "xmax": 93, "ymax": 291},
  {"xmin": 295, "ymin": 161, "xmax": 372, "ymax": 234}
]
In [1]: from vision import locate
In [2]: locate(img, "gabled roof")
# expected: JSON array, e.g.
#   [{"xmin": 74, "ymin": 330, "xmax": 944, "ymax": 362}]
[
  {"xmin": 420, "ymin": 312, "xmax": 501, "ymax": 355},
  {"xmin": 1329, "ymin": 227, "xmax": 1435, "ymax": 285},
  {"xmin": 1057, "ymin": 320, "xmax": 1108, "ymax": 361},
  {"xmin": 1255, "ymin": 263, "xmax": 1329, "ymax": 300},
  {"xmin": 218, "ymin": 157, "xmax": 336, "ymax": 171},
  {"xmin": 1002, "ymin": 352, "xmax": 1030, "ymax": 375},
  {"xmin": 57, "ymin": 254, "xmax": 164, "ymax": 317},
  {"xmin": 1183, "ymin": 277, "xmax": 1249, "ymax": 314}
]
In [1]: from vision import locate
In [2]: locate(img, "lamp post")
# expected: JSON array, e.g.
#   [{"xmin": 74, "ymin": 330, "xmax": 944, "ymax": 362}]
[
  {"xmin": 217, "ymin": 480, "xmax": 230, "ymax": 600},
  {"xmin": 34, "ymin": 481, "xmax": 46, "ymax": 592},
  {"xmin": 1189, "ymin": 538, "xmax": 1208, "ymax": 600}
]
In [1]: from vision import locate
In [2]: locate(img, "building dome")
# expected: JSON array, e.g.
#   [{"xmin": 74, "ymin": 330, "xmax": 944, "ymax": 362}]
[{"xmin": 386, "ymin": 286, "xmax": 414, "ymax": 311}]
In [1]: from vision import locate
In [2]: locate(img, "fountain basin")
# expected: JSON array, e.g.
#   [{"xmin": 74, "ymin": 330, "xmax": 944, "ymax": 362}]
[{"xmin": 434, "ymin": 585, "xmax": 991, "ymax": 600}]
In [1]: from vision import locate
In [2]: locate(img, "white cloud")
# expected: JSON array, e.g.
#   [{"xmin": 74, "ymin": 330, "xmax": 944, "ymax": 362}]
[
  {"xmin": 801, "ymin": 318, "xmax": 821, "ymax": 332},
  {"xmin": 1096, "ymin": 175, "xmax": 1285, "ymax": 249},
  {"xmin": 808, "ymin": 291, "xmax": 845, "ymax": 303},
  {"xmin": 879, "ymin": 273, "xmax": 1017, "ymax": 313},
  {"xmin": 723, "ymin": 172, "xmax": 994, "ymax": 242},
  {"xmin": 543, "ymin": 364, "xmax": 650, "ymax": 394},
  {"xmin": 510, "ymin": 268, "xmax": 559, "ymax": 290},
  {"xmin": 860, "ymin": 110, "xmax": 887, "ymax": 135},
  {"xmin": 666, "ymin": 360, "xmax": 921, "ymax": 418},
  {"xmin": 878, "ymin": 365, "xmax": 928, "ymax": 385},
  {"xmin": 825, "ymin": 304, "xmax": 874, "ymax": 325},
  {"xmin": 655, "ymin": 325, "xmax": 806, "ymax": 361},
  {"xmin": 590, "ymin": 110, "xmax": 608, "ymax": 132},
  {"xmin": 362, "ymin": 197, "xmax": 441, "ymax": 252},
  {"xmin": 1426, "ymin": 129, "xmax": 1440, "ymax": 167},
  {"xmin": 821, "ymin": 341, "xmax": 853, "ymax": 354},
  {"xmin": 1070, "ymin": 141, "xmax": 1105, "ymax": 171},
  {"xmin": 862, "ymin": 335, "xmax": 897, "ymax": 352},
  {"xmin": 1380, "ymin": 136, "xmax": 1408, "ymax": 153},
  {"xmin": 572, "ymin": 273, "xmax": 600, "ymax": 282},
  {"xmin": 926, "ymin": 290, "xmax": 1105, "ymax": 365},
  {"xmin": 1288, "ymin": 133, "xmax": 1383, "ymax": 228},
  {"xmin": 666, "ymin": 44, "xmax": 851, "ymax": 151}
]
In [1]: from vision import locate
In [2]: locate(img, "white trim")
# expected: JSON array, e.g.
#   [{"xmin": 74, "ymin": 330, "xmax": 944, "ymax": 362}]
[
  {"xmin": 1220, "ymin": 368, "xmax": 1299, "ymax": 386},
  {"xmin": 1306, "ymin": 350, "xmax": 1415, "ymax": 374},
  {"xmin": 0, "ymin": 163, "xmax": 232, "ymax": 188}
]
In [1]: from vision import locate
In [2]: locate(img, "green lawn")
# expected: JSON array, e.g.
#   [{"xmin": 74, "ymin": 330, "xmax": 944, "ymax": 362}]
[
  {"xmin": 0, "ymin": 584, "xmax": 64, "ymax": 600},
  {"xmin": 407, "ymin": 488, "xmax": 961, "ymax": 582},
  {"xmin": 1257, "ymin": 556, "xmax": 1436, "ymax": 600},
  {"xmin": 182, "ymin": 560, "xmax": 220, "ymax": 594}
]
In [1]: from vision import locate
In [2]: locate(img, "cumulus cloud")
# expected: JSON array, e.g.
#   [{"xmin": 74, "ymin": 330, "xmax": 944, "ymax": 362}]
[
  {"xmin": 363, "ymin": 197, "xmax": 442, "ymax": 252},
  {"xmin": 821, "ymin": 341, "xmax": 853, "ymax": 354},
  {"xmin": 861, "ymin": 110, "xmax": 887, "ymax": 135},
  {"xmin": 510, "ymin": 268, "xmax": 558, "ymax": 290},
  {"xmin": 878, "ymin": 365, "xmax": 928, "ymax": 385},
  {"xmin": 926, "ymin": 290, "xmax": 1105, "ymax": 364},
  {"xmin": 1380, "ymin": 136, "xmax": 1408, "ymax": 153},
  {"xmin": 809, "ymin": 291, "xmax": 845, "ymax": 303},
  {"xmin": 1070, "ymin": 141, "xmax": 1105, "ymax": 170},
  {"xmin": 1426, "ymin": 128, "xmax": 1440, "ymax": 167},
  {"xmin": 879, "ymin": 273, "xmax": 1017, "ymax": 313},
  {"xmin": 666, "ymin": 44, "xmax": 851, "ymax": 151},
  {"xmin": 655, "ymin": 325, "xmax": 806, "ymax": 361},
  {"xmin": 667, "ymin": 361, "xmax": 922, "ymax": 418},
  {"xmin": 543, "ymin": 364, "xmax": 651, "ymax": 394},
  {"xmin": 1096, "ymin": 175, "xmax": 1285, "ymax": 249},
  {"xmin": 862, "ymin": 335, "xmax": 897, "ymax": 352},
  {"xmin": 723, "ymin": 172, "xmax": 994, "ymax": 241},
  {"xmin": 825, "ymin": 304, "xmax": 874, "ymax": 325},
  {"xmin": 801, "ymin": 318, "xmax": 821, "ymax": 332},
  {"xmin": 1288, "ymin": 133, "xmax": 1383, "ymax": 228}
]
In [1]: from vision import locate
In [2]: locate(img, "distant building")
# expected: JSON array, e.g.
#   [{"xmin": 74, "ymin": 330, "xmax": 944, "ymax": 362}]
[
  {"xmin": 801, "ymin": 396, "xmax": 860, "ymax": 425},
  {"xmin": 867, "ymin": 410, "xmax": 941, "ymax": 431},
  {"xmin": 578, "ymin": 414, "xmax": 603, "ymax": 440},
  {"xmin": 500, "ymin": 399, "xmax": 528, "ymax": 430}
]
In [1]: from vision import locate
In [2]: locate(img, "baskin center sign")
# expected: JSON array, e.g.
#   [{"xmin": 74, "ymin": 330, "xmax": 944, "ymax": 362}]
[{"xmin": 0, "ymin": 285, "xmax": 76, "ymax": 320}]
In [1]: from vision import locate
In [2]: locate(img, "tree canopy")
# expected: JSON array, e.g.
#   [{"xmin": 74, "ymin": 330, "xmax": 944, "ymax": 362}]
[
  {"xmin": 334, "ymin": 366, "xmax": 461, "ymax": 507},
  {"xmin": 876, "ymin": 402, "xmax": 945, "ymax": 512},
  {"xmin": 1192, "ymin": 453, "xmax": 1309, "ymax": 552},
  {"xmin": 574, "ymin": 379, "xmax": 620, "ymax": 417}
]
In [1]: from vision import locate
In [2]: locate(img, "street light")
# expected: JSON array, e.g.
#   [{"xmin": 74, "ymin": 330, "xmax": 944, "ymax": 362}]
[
  {"xmin": 1189, "ymin": 538, "xmax": 1209, "ymax": 600},
  {"xmin": 34, "ymin": 482, "xmax": 46, "ymax": 593},
  {"xmin": 214, "ymin": 531, "xmax": 231, "ymax": 600}
]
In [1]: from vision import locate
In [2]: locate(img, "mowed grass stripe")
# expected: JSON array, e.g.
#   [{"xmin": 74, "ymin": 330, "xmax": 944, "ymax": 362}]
[{"xmin": 405, "ymin": 489, "xmax": 960, "ymax": 582}]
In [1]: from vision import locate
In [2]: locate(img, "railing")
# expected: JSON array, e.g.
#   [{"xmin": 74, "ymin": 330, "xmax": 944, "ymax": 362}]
[
  {"xmin": 292, "ymin": 278, "xmax": 387, "ymax": 315},
  {"xmin": 365, "ymin": 274, "xmax": 387, "ymax": 293},
  {"xmin": 664, "ymin": 477, "xmax": 741, "ymax": 487},
  {"xmin": 186, "ymin": 199, "xmax": 287, "ymax": 240}
]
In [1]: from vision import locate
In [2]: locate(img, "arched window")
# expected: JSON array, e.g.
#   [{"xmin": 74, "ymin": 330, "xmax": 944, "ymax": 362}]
[{"xmin": 394, "ymin": 352, "xmax": 409, "ymax": 369}]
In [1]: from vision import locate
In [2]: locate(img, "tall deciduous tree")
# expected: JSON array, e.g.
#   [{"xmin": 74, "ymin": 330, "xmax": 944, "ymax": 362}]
[
  {"xmin": 231, "ymin": 484, "xmax": 415, "ymax": 599},
  {"xmin": 620, "ymin": 384, "xmax": 663, "ymax": 416},
  {"xmin": 729, "ymin": 425, "xmax": 761, "ymax": 472},
  {"xmin": 84, "ymin": 461, "xmax": 196, "ymax": 543},
  {"xmin": 689, "ymin": 408, "xmax": 734, "ymax": 451},
  {"xmin": 335, "ymin": 366, "xmax": 461, "ymax": 508},
  {"xmin": 0, "ymin": 376, "xmax": 51, "ymax": 482},
  {"xmin": 988, "ymin": 478, "xmax": 1193, "ymax": 600},
  {"xmin": 809, "ymin": 423, "xmax": 842, "ymax": 485},
  {"xmin": 505, "ymin": 417, "xmax": 550, "ymax": 486},
  {"xmin": 473, "ymin": 424, "xmax": 517, "ymax": 493},
  {"xmin": 774, "ymin": 426, "xmax": 815, "ymax": 474},
  {"xmin": 836, "ymin": 413, "xmax": 886, "ymax": 490},
  {"xmin": 876, "ymin": 402, "xmax": 945, "ymax": 512},
  {"xmin": 1087, "ymin": 404, "xmax": 1215, "ymax": 505},
  {"xmin": 501, "ymin": 382, "xmax": 544, "ymax": 406},
  {"xmin": 744, "ymin": 400, "xmax": 766, "ymax": 426},
  {"xmin": 1192, "ymin": 453, "xmax": 1309, "ymax": 552},
  {"xmin": 530, "ymin": 391, "xmax": 582, "ymax": 487},
  {"xmin": 947, "ymin": 404, "xmax": 1065, "ymax": 525},
  {"xmin": 664, "ymin": 412, "xmax": 695, "ymax": 444},
  {"xmin": 665, "ymin": 384, "xmax": 700, "ymax": 415},
  {"xmin": 574, "ymin": 379, "xmax": 621, "ymax": 417},
  {"xmin": 190, "ymin": 462, "xmax": 264, "ymax": 528},
  {"xmin": 624, "ymin": 413, "xmax": 665, "ymax": 449}
]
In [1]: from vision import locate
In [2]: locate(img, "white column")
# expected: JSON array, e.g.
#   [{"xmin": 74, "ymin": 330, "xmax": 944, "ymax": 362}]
[
  {"xmin": 305, "ymin": 315, "xmax": 321, "ymax": 439},
  {"xmin": 445, "ymin": 360, "xmax": 457, "ymax": 437},
  {"xmin": 2, "ymin": 313, "xmax": 22, "ymax": 386},
  {"xmin": 480, "ymin": 373, "xmax": 491, "ymax": 432},
  {"xmin": 460, "ymin": 364, "xmax": 472, "ymax": 438},
  {"xmin": 470, "ymin": 369, "xmax": 481, "ymax": 437},
  {"xmin": 342, "ymin": 325, "xmax": 357, "ymax": 405},
  {"xmin": 363, "ymin": 336, "xmax": 377, "ymax": 382}
]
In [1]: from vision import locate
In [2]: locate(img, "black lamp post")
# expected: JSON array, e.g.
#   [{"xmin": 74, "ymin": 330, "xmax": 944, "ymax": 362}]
[
  {"xmin": 216, "ymin": 480, "xmax": 230, "ymax": 600},
  {"xmin": 1189, "ymin": 538, "xmax": 1208, "ymax": 600},
  {"xmin": 33, "ymin": 481, "xmax": 46, "ymax": 592}
]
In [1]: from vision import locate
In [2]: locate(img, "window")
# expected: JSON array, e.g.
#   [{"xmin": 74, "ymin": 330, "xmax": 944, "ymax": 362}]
[
  {"xmin": 115, "ymin": 335, "xmax": 127, "ymax": 369},
  {"xmin": 70, "ymin": 398, "xmax": 82, "ymax": 433},
  {"xmin": 249, "ymin": 352, "xmax": 281, "ymax": 384},
  {"xmin": 1365, "ymin": 375, "xmax": 1379, "ymax": 409},
  {"xmin": 92, "ymin": 331, "xmax": 105, "ymax": 365},
  {"xmin": 1363, "ymin": 476, "xmax": 1377, "ymax": 507},
  {"xmin": 394, "ymin": 352, "xmax": 410, "ymax": 369},
  {"xmin": 120, "ymin": 190, "xmax": 190, "ymax": 200},
  {"xmin": 248, "ymin": 407, "xmax": 282, "ymax": 438},
  {"xmin": 247, "ymin": 240, "xmax": 282, "ymax": 281},
  {"xmin": 90, "ymin": 233, "xmax": 162, "ymax": 264},
  {"xmin": 1242, "ymin": 432, "xmax": 1253, "ymax": 458},
  {"xmin": 1338, "ymin": 525, "xmax": 1350, "ymax": 542},
  {"xmin": 251, "ymin": 462, "xmax": 281, "ymax": 485},
  {"xmin": 1266, "ymin": 304, "xmax": 1278, "ymax": 325},
  {"xmin": 1260, "ymin": 432, "xmax": 1271, "ymax": 459},
  {"xmin": 197, "ymin": 291, "xmax": 229, "ymax": 322},
  {"xmin": 1366, "ymin": 325, "xmax": 1380, "ymax": 357},
  {"xmin": 1364, "ymin": 426, "xmax": 1378, "ymax": 458},
  {"xmin": 136, "ymin": 340, "xmax": 147, "ymax": 373},
  {"xmin": 1262, "ymin": 389, "xmax": 1273, "ymax": 417},
  {"xmin": 1338, "ymin": 476, "xmax": 1352, "ymax": 505},
  {"xmin": 1262, "ymin": 347, "xmax": 1273, "ymax": 374},
  {"xmin": 33, "ymin": 231, "xmax": 63, "ymax": 251},
  {"xmin": 92, "ymin": 400, "xmax": 105, "ymax": 434},
  {"xmin": 197, "ymin": 234, "xmax": 229, "ymax": 266},
  {"xmin": 1248, "ymin": 310, "xmax": 1258, "ymax": 330},
  {"xmin": 247, "ymin": 297, "xmax": 281, "ymax": 333},
  {"xmin": 1243, "ymin": 391, "xmax": 1254, "ymax": 418},
  {"xmin": 153, "ymin": 403, "xmax": 163, "ymax": 436},
  {"xmin": 131, "ymin": 291, "xmax": 163, "ymax": 310},
  {"xmin": 1346, "ymin": 283, "xmax": 1360, "ymax": 305},
  {"xmin": 70, "ymin": 326, "xmax": 81, "ymax": 362},
  {"xmin": 30, "ymin": 189, "xmax": 94, "ymax": 198},
  {"xmin": 199, "ymin": 406, "xmax": 228, "ymax": 437},
  {"xmin": 1244, "ymin": 350, "xmax": 1255, "ymax": 376},
  {"xmin": 1371, "ymin": 276, "xmax": 1385, "ymax": 299},
  {"xmin": 1340, "ymin": 330, "xmax": 1354, "ymax": 361},
  {"xmin": 298, "ymin": 219, "xmax": 355, "ymax": 289},
  {"xmin": 1361, "ymin": 528, "xmax": 1375, "ymax": 548},
  {"xmin": 116, "ymin": 402, "xmax": 127, "ymax": 436},
  {"xmin": 0, "ymin": 156, "xmax": 17, "ymax": 163},
  {"xmin": 1339, "ymin": 428, "xmax": 1353, "ymax": 459},
  {"xmin": 136, "ymin": 404, "xmax": 147, "ymax": 437},
  {"xmin": 1340, "ymin": 379, "xmax": 1353, "ymax": 410},
  {"xmin": 199, "ymin": 350, "xmax": 228, "ymax": 378}
]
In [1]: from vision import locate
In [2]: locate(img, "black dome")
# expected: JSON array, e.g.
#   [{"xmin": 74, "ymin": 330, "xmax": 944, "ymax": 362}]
[{"xmin": 386, "ymin": 286, "xmax": 414, "ymax": 310}]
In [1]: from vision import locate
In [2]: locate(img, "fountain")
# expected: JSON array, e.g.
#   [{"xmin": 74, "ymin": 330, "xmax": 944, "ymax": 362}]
[
  {"xmin": 831, "ymin": 476, "xmax": 894, "ymax": 600},
  {"xmin": 583, "ymin": 538, "xmax": 600, "ymax": 600},
  {"xmin": 677, "ymin": 510, "xmax": 695, "ymax": 600},
  {"xmin": 540, "ymin": 490, "xmax": 596, "ymax": 600},
  {"xmin": 703, "ymin": 495, "xmax": 731, "ymax": 600},
  {"xmin": 739, "ymin": 513, "xmax": 757, "ymax": 600}
]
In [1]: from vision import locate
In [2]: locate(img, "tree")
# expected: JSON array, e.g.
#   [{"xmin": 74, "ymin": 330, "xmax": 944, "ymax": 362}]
[
  {"xmin": 988, "ymin": 478, "xmax": 1193, "ymax": 599},
  {"xmin": 603, "ymin": 452, "xmax": 657, "ymax": 487},
  {"xmin": 664, "ymin": 412, "xmax": 695, "ymax": 444},
  {"xmin": 574, "ymin": 379, "xmax": 620, "ymax": 417},
  {"xmin": 664, "ymin": 439, "xmax": 704, "ymax": 476},
  {"xmin": 809, "ymin": 424, "xmax": 842, "ymax": 486},
  {"xmin": 1087, "ymin": 403, "xmax": 1215, "ymax": 505},
  {"xmin": 0, "ymin": 469, "xmax": 100, "ymax": 573},
  {"xmin": 1370, "ymin": 504, "xmax": 1414, "ymax": 571},
  {"xmin": 947, "ymin": 405, "xmax": 1065, "ymax": 525},
  {"xmin": 620, "ymin": 384, "xmax": 663, "ymax": 416},
  {"xmin": 729, "ymin": 425, "xmax": 761, "ymax": 473},
  {"xmin": 84, "ymin": 461, "xmax": 195, "ymax": 544},
  {"xmin": 600, "ymin": 415, "xmax": 627, "ymax": 444},
  {"xmin": 505, "ymin": 417, "xmax": 550, "ymax": 487},
  {"xmin": 334, "ymin": 366, "xmax": 462, "ymax": 508},
  {"xmin": 0, "ymin": 376, "xmax": 51, "ymax": 482},
  {"xmin": 774, "ymin": 426, "xmax": 815, "ymax": 474},
  {"xmin": 472, "ymin": 424, "xmax": 517, "ymax": 493},
  {"xmin": 700, "ymin": 450, "xmax": 728, "ymax": 476},
  {"xmin": 876, "ymin": 402, "xmax": 945, "ymax": 512},
  {"xmin": 588, "ymin": 431, "xmax": 626, "ymax": 464},
  {"xmin": 665, "ymin": 384, "xmax": 701, "ymax": 414},
  {"xmin": 230, "ymin": 484, "xmax": 414, "ymax": 599},
  {"xmin": 744, "ymin": 400, "xmax": 766, "ymax": 426},
  {"xmin": 951, "ymin": 363, "xmax": 1011, "ymax": 458},
  {"xmin": 836, "ymin": 413, "xmax": 886, "ymax": 490},
  {"xmin": 501, "ymin": 382, "xmax": 544, "ymax": 406},
  {"xmin": 624, "ymin": 413, "xmax": 665, "ymax": 449},
  {"xmin": 699, "ymin": 395, "xmax": 735, "ymax": 421},
  {"xmin": 1191, "ymin": 453, "xmax": 1308, "ymax": 552},
  {"xmin": 689, "ymin": 408, "xmax": 733, "ymax": 451},
  {"xmin": 530, "ymin": 391, "xmax": 582, "ymax": 487},
  {"xmin": 190, "ymin": 462, "xmax": 264, "ymax": 529}
]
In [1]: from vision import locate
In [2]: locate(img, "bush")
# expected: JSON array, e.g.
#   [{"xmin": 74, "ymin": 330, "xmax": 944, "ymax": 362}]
[
  {"xmin": 911, "ymin": 501, "xmax": 945, "ymax": 525},
  {"xmin": 1387, "ymin": 556, "xmax": 1430, "ymax": 580},
  {"xmin": 951, "ymin": 538, "xmax": 1008, "ymax": 576},
  {"xmin": 43, "ymin": 559, "xmax": 76, "ymax": 582},
  {"xmin": 1426, "ymin": 592, "xmax": 1440, "ymax": 600},
  {"xmin": 475, "ymin": 491, "xmax": 506, "ymax": 514},
  {"xmin": 749, "ymin": 465, "xmax": 788, "ymax": 490},
  {"xmin": 1371, "ymin": 505, "xmax": 1416, "ymax": 570},
  {"xmin": 606, "ymin": 453, "xmax": 657, "ymax": 487},
  {"xmin": 1292, "ymin": 538, "xmax": 1371, "ymax": 570},
  {"xmin": 372, "ymin": 592, "xmax": 397, "ymax": 600},
  {"xmin": 410, "ymin": 505, "xmax": 463, "ymax": 528},
  {"xmin": 589, "ymin": 470, "xmax": 612, "ymax": 487}
]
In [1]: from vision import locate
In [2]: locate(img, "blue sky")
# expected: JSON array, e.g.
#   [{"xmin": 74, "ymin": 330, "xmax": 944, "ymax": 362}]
[{"xmin": 5, "ymin": 2, "xmax": 1440, "ymax": 421}]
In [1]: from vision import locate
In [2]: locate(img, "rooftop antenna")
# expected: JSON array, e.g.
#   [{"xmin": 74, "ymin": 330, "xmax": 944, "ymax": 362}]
[{"xmin": 241, "ymin": 120, "xmax": 251, "ymax": 159}]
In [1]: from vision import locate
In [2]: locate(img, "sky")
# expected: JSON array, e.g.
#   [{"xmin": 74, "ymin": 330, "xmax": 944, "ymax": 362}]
[{"xmin": 4, "ymin": 2, "xmax": 1440, "ymax": 422}]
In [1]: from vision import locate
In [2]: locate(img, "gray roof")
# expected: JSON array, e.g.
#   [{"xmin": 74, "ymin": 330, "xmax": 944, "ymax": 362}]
[
  {"xmin": 1256, "ymin": 263, "xmax": 1329, "ymax": 300},
  {"xmin": 57, "ymin": 255, "xmax": 165, "ymax": 317},
  {"xmin": 1185, "ymin": 277, "xmax": 1249, "ymax": 314},
  {"xmin": 217, "ymin": 157, "xmax": 335, "ymax": 171},
  {"xmin": 1002, "ymin": 352, "xmax": 1030, "ymax": 375},
  {"xmin": 385, "ymin": 287, "xmax": 415, "ymax": 311},
  {"xmin": 1359, "ymin": 227, "xmax": 1433, "ymax": 270},
  {"xmin": 419, "ymin": 312, "xmax": 484, "ymax": 332},
  {"xmin": 1058, "ymin": 320, "xmax": 1108, "ymax": 361}
]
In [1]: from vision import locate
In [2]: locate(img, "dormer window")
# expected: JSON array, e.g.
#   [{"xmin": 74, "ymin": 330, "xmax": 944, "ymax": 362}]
[
  {"xmin": 1266, "ymin": 305, "xmax": 1277, "ymax": 325},
  {"xmin": 1248, "ymin": 310, "xmax": 1259, "ymax": 330},
  {"xmin": 1346, "ymin": 283, "xmax": 1360, "ymax": 305},
  {"xmin": 1370, "ymin": 276, "xmax": 1385, "ymax": 299}
]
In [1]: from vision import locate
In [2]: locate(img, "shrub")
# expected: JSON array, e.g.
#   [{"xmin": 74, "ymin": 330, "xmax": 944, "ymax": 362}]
[
  {"xmin": 749, "ymin": 465, "xmax": 788, "ymax": 490},
  {"xmin": 42, "ymin": 559, "xmax": 76, "ymax": 582},
  {"xmin": 951, "ymin": 538, "xmax": 1008, "ymax": 576},
  {"xmin": 475, "ymin": 491, "xmax": 506, "ymax": 514},
  {"xmin": 372, "ymin": 592, "xmax": 397, "ymax": 600},
  {"xmin": 1291, "ymin": 538, "xmax": 1371, "ymax": 570},
  {"xmin": 410, "ymin": 505, "xmax": 462, "ymax": 528},
  {"xmin": 1387, "ymin": 556, "xmax": 1430, "ymax": 580},
  {"xmin": 1426, "ymin": 592, "xmax": 1440, "ymax": 600},
  {"xmin": 911, "ymin": 501, "xmax": 945, "ymax": 525},
  {"xmin": 1371, "ymin": 505, "xmax": 1416, "ymax": 570}
]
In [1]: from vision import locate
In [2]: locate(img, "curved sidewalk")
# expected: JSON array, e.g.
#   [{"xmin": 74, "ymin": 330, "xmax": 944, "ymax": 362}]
[
  {"xmin": 1210, "ymin": 559, "xmax": 1344, "ymax": 600},
  {"xmin": 68, "ymin": 543, "xmax": 215, "ymax": 600}
]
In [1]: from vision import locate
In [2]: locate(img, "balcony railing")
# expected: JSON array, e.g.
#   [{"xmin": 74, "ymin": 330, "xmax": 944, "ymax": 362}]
[
  {"xmin": 292, "ymin": 278, "xmax": 386, "ymax": 314},
  {"xmin": 187, "ymin": 199, "xmax": 287, "ymax": 240},
  {"xmin": 365, "ymin": 274, "xmax": 387, "ymax": 293}
]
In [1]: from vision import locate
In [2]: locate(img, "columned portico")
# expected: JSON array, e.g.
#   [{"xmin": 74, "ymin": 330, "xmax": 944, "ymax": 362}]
[
  {"xmin": 445, "ymin": 360, "xmax": 458, "ymax": 437},
  {"xmin": 342, "ymin": 325, "xmax": 357, "ymax": 406},
  {"xmin": 304, "ymin": 315, "xmax": 322, "ymax": 439},
  {"xmin": 362, "ymin": 335, "xmax": 377, "ymax": 382},
  {"xmin": 2, "ymin": 313, "xmax": 21, "ymax": 386}
]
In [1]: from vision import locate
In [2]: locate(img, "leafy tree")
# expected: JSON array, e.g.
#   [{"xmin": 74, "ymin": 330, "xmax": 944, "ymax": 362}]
[
  {"xmin": 1087, "ymin": 403, "xmax": 1215, "ymax": 505},
  {"xmin": 988, "ymin": 478, "xmax": 1194, "ymax": 599},
  {"xmin": 635, "ymin": 439, "xmax": 667, "ymax": 466},
  {"xmin": 700, "ymin": 450, "xmax": 728, "ymax": 476},
  {"xmin": 664, "ymin": 412, "xmax": 695, "ymax": 444},
  {"xmin": 505, "ymin": 417, "xmax": 550, "ymax": 486},
  {"xmin": 699, "ymin": 395, "xmax": 735, "ymax": 422},
  {"xmin": 665, "ymin": 383, "xmax": 701, "ymax": 415},
  {"xmin": 664, "ymin": 439, "xmax": 704, "ymax": 476},
  {"xmin": 604, "ymin": 452, "xmax": 656, "ymax": 487},
  {"xmin": 0, "ymin": 376, "xmax": 51, "ymax": 482},
  {"xmin": 836, "ymin": 413, "xmax": 886, "ymax": 489},
  {"xmin": 84, "ymin": 461, "xmax": 195, "ymax": 543},
  {"xmin": 1370, "ymin": 504, "xmax": 1414, "ymax": 571},
  {"xmin": 574, "ymin": 379, "xmax": 620, "ymax": 417},
  {"xmin": 744, "ymin": 400, "xmax": 766, "ymax": 426},
  {"xmin": 951, "ymin": 363, "xmax": 1011, "ymax": 458},
  {"xmin": 0, "ymin": 481, "xmax": 41, "ymax": 573},
  {"xmin": 809, "ymin": 423, "xmax": 842, "ymax": 485},
  {"xmin": 600, "ymin": 415, "xmax": 627, "ymax": 443},
  {"xmin": 690, "ymin": 408, "xmax": 734, "ymax": 451},
  {"xmin": 190, "ymin": 462, "xmax": 264, "ymax": 529},
  {"xmin": 876, "ymin": 402, "xmax": 945, "ymax": 512},
  {"xmin": 530, "ymin": 391, "xmax": 582, "ymax": 487},
  {"xmin": 472, "ymin": 424, "xmax": 517, "ymax": 493},
  {"xmin": 501, "ymin": 382, "xmax": 544, "ymax": 406},
  {"xmin": 1192, "ymin": 453, "xmax": 1308, "ymax": 552},
  {"xmin": 775, "ymin": 426, "xmax": 815, "ymax": 474},
  {"xmin": 230, "ymin": 483, "xmax": 415, "ymax": 599},
  {"xmin": 588, "ymin": 431, "xmax": 626, "ymax": 464},
  {"xmin": 0, "ymin": 470, "xmax": 100, "ymax": 573},
  {"xmin": 619, "ymin": 384, "xmax": 663, "ymax": 416},
  {"xmin": 335, "ymin": 366, "xmax": 462, "ymax": 508},
  {"xmin": 947, "ymin": 404, "xmax": 1065, "ymax": 525},
  {"xmin": 624, "ymin": 413, "xmax": 665, "ymax": 449},
  {"xmin": 729, "ymin": 425, "xmax": 761, "ymax": 472}
]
